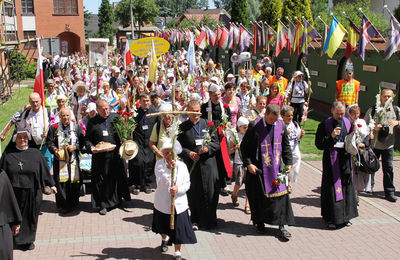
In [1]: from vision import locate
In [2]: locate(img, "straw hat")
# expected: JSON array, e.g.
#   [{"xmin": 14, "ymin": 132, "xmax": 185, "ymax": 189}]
[
  {"xmin": 56, "ymin": 146, "xmax": 70, "ymax": 163},
  {"xmin": 119, "ymin": 140, "xmax": 139, "ymax": 160}
]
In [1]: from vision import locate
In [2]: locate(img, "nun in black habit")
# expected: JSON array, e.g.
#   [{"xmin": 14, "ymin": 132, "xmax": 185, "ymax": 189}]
[
  {"xmin": 0, "ymin": 169, "xmax": 22, "ymax": 259},
  {"xmin": 0, "ymin": 129, "xmax": 56, "ymax": 250}
]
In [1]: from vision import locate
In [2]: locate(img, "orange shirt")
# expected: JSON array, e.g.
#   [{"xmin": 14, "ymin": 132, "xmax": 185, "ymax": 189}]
[
  {"xmin": 336, "ymin": 78, "xmax": 360, "ymax": 106},
  {"xmin": 269, "ymin": 75, "xmax": 288, "ymax": 96}
]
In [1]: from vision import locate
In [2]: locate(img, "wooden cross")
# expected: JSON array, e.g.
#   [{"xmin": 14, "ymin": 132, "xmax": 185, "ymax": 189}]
[
  {"xmin": 146, "ymin": 78, "xmax": 201, "ymax": 230},
  {"xmin": 18, "ymin": 161, "xmax": 23, "ymax": 170}
]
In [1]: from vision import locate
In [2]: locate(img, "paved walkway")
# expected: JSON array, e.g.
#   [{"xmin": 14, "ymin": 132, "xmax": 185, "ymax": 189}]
[{"xmin": 14, "ymin": 157, "xmax": 400, "ymax": 260}]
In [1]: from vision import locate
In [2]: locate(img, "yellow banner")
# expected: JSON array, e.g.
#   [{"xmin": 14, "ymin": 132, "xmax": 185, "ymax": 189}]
[{"xmin": 130, "ymin": 37, "xmax": 170, "ymax": 58}]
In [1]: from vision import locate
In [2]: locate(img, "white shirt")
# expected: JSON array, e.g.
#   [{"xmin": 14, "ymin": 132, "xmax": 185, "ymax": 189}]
[
  {"xmin": 154, "ymin": 159, "xmax": 190, "ymax": 214},
  {"xmin": 17, "ymin": 107, "xmax": 49, "ymax": 145},
  {"xmin": 286, "ymin": 121, "xmax": 301, "ymax": 150},
  {"xmin": 286, "ymin": 80, "xmax": 309, "ymax": 104}
]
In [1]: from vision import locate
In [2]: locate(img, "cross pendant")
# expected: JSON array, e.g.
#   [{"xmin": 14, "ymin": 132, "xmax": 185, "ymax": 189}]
[{"xmin": 18, "ymin": 161, "xmax": 23, "ymax": 170}]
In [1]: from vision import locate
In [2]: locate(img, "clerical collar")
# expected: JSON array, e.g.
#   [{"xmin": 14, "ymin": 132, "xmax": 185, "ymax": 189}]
[
  {"xmin": 16, "ymin": 146, "xmax": 29, "ymax": 151},
  {"xmin": 262, "ymin": 118, "xmax": 276, "ymax": 127}
]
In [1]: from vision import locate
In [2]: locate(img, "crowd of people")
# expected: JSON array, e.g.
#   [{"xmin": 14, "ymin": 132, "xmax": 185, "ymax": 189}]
[{"xmin": 0, "ymin": 46, "xmax": 399, "ymax": 259}]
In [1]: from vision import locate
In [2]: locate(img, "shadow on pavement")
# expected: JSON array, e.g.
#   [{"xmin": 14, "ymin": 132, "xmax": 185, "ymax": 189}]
[
  {"xmin": 290, "ymin": 195, "xmax": 321, "ymax": 208},
  {"xmin": 293, "ymin": 216, "xmax": 327, "ymax": 230},
  {"xmin": 71, "ymin": 247, "xmax": 172, "ymax": 260},
  {"xmin": 123, "ymin": 213, "xmax": 153, "ymax": 231}
]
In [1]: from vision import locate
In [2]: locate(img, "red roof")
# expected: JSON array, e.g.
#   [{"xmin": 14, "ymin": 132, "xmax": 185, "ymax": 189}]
[{"xmin": 179, "ymin": 8, "xmax": 230, "ymax": 24}]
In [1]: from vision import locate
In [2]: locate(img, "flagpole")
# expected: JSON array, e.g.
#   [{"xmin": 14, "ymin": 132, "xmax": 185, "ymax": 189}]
[
  {"xmin": 317, "ymin": 15, "xmax": 347, "ymax": 48},
  {"xmin": 343, "ymin": 11, "xmax": 379, "ymax": 53},
  {"xmin": 384, "ymin": 5, "xmax": 400, "ymax": 26},
  {"xmin": 359, "ymin": 8, "xmax": 386, "ymax": 43}
]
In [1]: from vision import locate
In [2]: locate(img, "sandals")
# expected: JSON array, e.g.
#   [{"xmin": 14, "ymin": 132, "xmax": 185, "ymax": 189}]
[{"xmin": 231, "ymin": 195, "xmax": 239, "ymax": 206}]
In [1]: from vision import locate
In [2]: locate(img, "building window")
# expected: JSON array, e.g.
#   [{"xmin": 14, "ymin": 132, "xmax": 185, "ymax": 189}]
[
  {"xmin": 53, "ymin": 0, "xmax": 78, "ymax": 15},
  {"xmin": 23, "ymin": 31, "xmax": 36, "ymax": 49},
  {"xmin": 21, "ymin": 0, "xmax": 34, "ymax": 15}
]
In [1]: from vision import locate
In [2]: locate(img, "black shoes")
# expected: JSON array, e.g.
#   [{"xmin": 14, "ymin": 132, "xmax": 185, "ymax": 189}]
[
  {"xmin": 161, "ymin": 239, "xmax": 169, "ymax": 252},
  {"xmin": 279, "ymin": 225, "xmax": 291, "ymax": 241},
  {"xmin": 385, "ymin": 194, "xmax": 397, "ymax": 202},
  {"xmin": 99, "ymin": 208, "xmax": 107, "ymax": 215},
  {"xmin": 256, "ymin": 223, "xmax": 266, "ymax": 233}
]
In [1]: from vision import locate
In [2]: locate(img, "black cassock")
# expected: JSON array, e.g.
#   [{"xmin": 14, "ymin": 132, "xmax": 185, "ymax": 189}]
[
  {"xmin": 46, "ymin": 123, "xmax": 86, "ymax": 211},
  {"xmin": 315, "ymin": 119, "xmax": 358, "ymax": 225},
  {"xmin": 129, "ymin": 106, "xmax": 159, "ymax": 190},
  {"xmin": 85, "ymin": 113, "xmax": 130, "ymax": 210},
  {"xmin": 0, "ymin": 170, "xmax": 22, "ymax": 260},
  {"xmin": 178, "ymin": 118, "xmax": 220, "ymax": 229},
  {"xmin": 201, "ymin": 101, "xmax": 231, "ymax": 187},
  {"xmin": 0, "ymin": 147, "xmax": 54, "ymax": 246},
  {"xmin": 241, "ymin": 120, "xmax": 295, "ymax": 226}
]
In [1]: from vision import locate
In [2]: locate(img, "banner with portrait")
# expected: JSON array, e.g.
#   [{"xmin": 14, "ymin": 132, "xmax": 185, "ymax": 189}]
[{"xmin": 88, "ymin": 38, "xmax": 109, "ymax": 67}]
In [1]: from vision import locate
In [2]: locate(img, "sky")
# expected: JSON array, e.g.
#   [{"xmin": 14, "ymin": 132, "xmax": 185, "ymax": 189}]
[{"xmin": 83, "ymin": 0, "xmax": 215, "ymax": 14}]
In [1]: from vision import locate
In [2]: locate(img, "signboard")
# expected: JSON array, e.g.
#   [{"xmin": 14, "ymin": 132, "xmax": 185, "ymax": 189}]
[
  {"xmin": 327, "ymin": 59, "xmax": 337, "ymax": 65},
  {"xmin": 88, "ymin": 38, "xmax": 109, "ymax": 67},
  {"xmin": 310, "ymin": 70, "xmax": 319, "ymax": 76},
  {"xmin": 42, "ymin": 38, "xmax": 60, "ymax": 56},
  {"xmin": 381, "ymin": 81, "xmax": 397, "ymax": 90},
  {"xmin": 317, "ymin": 82, "xmax": 327, "ymax": 88},
  {"xmin": 130, "ymin": 37, "xmax": 170, "ymax": 58},
  {"xmin": 363, "ymin": 65, "xmax": 377, "ymax": 72},
  {"xmin": 282, "ymin": 58, "xmax": 290, "ymax": 63},
  {"xmin": 360, "ymin": 85, "xmax": 367, "ymax": 92}
]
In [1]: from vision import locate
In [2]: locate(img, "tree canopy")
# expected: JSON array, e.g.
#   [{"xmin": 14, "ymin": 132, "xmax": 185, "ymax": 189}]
[
  {"xmin": 231, "ymin": 0, "xmax": 249, "ymax": 27},
  {"xmin": 98, "ymin": 0, "xmax": 115, "ymax": 44},
  {"xmin": 282, "ymin": 0, "xmax": 313, "ymax": 25},
  {"xmin": 259, "ymin": 0, "xmax": 282, "ymax": 29},
  {"xmin": 314, "ymin": 0, "xmax": 388, "ymax": 36},
  {"xmin": 115, "ymin": 0, "xmax": 159, "ymax": 33}
]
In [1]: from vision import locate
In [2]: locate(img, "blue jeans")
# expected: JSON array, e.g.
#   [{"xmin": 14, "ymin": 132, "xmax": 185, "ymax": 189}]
[
  {"xmin": 372, "ymin": 148, "xmax": 395, "ymax": 196},
  {"xmin": 40, "ymin": 144, "xmax": 53, "ymax": 170}
]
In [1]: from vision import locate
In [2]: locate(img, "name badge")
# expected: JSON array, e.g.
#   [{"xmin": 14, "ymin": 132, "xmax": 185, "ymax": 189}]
[
  {"xmin": 142, "ymin": 125, "xmax": 149, "ymax": 130},
  {"xmin": 195, "ymin": 139, "xmax": 203, "ymax": 146},
  {"xmin": 206, "ymin": 107, "xmax": 211, "ymax": 112},
  {"xmin": 32, "ymin": 129, "xmax": 38, "ymax": 136},
  {"xmin": 103, "ymin": 130, "xmax": 109, "ymax": 136},
  {"xmin": 334, "ymin": 142, "xmax": 344, "ymax": 148}
]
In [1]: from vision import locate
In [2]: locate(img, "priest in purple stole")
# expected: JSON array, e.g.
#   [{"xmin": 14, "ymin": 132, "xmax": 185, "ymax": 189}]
[
  {"xmin": 241, "ymin": 104, "xmax": 294, "ymax": 240},
  {"xmin": 315, "ymin": 101, "xmax": 358, "ymax": 229}
]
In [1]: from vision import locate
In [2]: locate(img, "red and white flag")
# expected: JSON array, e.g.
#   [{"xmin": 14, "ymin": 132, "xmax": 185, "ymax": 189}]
[
  {"xmin": 33, "ymin": 38, "xmax": 45, "ymax": 106},
  {"xmin": 124, "ymin": 40, "xmax": 133, "ymax": 69},
  {"xmin": 195, "ymin": 28, "xmax": 207, "ymax": 49}
]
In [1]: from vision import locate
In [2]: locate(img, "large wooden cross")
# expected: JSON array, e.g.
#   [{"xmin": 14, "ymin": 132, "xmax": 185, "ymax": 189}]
[{"xmin": 146, "ymin": 82, "xmax": 201, "ymax": 230}]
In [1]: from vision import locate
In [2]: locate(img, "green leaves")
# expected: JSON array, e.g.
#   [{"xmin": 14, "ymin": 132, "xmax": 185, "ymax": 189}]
[
  {"xmin": 259, "ymin": 0, "xmax": 283, "ymax": 29},
  {"xmin": 115, "ymin": 0, "xmax": 159, "ymax": 31},
  {"xmin": 98, "ymin": 0, "xmax": 115, "ymax": 44}
]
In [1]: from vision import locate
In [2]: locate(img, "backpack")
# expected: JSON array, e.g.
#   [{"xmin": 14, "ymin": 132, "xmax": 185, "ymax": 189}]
[{"xmin": 358, "ymin": 147, "xmax": 380, "ymax": 174}]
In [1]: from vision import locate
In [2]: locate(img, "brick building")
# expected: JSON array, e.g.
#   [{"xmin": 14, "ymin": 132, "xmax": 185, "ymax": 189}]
[{"xmin": 14, "ymin": 0, "xmax": 85, "ymax": 54}]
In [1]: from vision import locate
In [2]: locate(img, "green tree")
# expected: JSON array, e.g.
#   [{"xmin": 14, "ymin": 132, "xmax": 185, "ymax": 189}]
[
  {"xmin": 311, "ymin": 0, "xmax": 328, "ymax": 21},
  {"xmin": 115, "ymin": 0, "xmax": 159, "ymax": 36},
  {"xmin": 282, "ymin": 0, "xmax": 313, "ymax": 26},
  {"xmin": 84, "ymin": 8, "xmax": 92, "ymax": 38},
  {"xmin": 98, "ymin": 0, "xmax": 115, "ymax": 44},
  {"xmin": 231, "ymin": 0, "xmax": 249, "ymax": 27},
  {"xmin": 247, "ymin": 0, "xmax": 260, "ymax": 22},
  {"xmin": 259, "ymin": 0, "xmax": 282, "ymax": 28},
  {"xmin": 213, "ymin": 0, "xmax": 232, "ymax": 13},
  {"xmin": 314, "ymin": 0, "xmax": 388, "ymax": 36}
]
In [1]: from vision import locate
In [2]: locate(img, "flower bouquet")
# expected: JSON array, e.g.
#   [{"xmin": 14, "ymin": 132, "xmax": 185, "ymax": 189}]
[
  {"xmin": 113, "ymin": 111, "xmax": 137, "ymax": 143},
  {"xmin": 272, "ymin": 165, "xmax": 290, "ymax": 187}
]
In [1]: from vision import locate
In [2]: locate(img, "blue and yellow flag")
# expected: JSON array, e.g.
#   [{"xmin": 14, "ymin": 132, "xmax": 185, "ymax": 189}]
[{"xmin": 323, "ymin": 16, "xmax": 347, "ymax": 58}]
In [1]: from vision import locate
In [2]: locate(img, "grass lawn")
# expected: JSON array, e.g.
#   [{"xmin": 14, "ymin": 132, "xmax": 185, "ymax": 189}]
[{"xmin": 0, "ymin": 87, "xmax": 32, "ymax": 153}]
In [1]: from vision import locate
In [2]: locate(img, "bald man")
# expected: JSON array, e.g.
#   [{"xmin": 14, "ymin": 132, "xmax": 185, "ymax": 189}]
[
  {"xmin": 16, "ymin": 92, "xmax": 53, "ymax": 168},
  {"xmin": 85, "ymin": 99, "xmax": 131, "ymax": 215}
]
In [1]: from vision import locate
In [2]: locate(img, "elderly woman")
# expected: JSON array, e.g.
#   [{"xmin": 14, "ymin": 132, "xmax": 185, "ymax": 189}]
[
  {"xmin": 100, "ymin": 81, "xmax": 119, "ymax": 112},
  {"xmin": 152, "ymin": 139, "xmax": 197, "ymax": 259},
  {"xmin": 0, "ymin": 129, "xmax": 56, "ymax": 251}
]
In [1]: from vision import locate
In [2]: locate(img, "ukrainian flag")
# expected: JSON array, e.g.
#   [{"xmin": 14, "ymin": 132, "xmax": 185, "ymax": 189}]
[{"xmin": 323, "ymin": 16, "xmax": 347, "ymax": 58}]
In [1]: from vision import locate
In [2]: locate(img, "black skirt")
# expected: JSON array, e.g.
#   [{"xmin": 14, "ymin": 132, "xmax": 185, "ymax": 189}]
[
  {"xmin": 260, "ymin": 194, "xmax": 295, "ymax": 226},
  {"xmin": 152, "ymin": 208, "xmax": 197, "ymax": 245}
]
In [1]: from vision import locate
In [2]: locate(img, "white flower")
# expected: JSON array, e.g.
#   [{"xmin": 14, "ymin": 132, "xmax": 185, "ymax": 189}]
[{"xmin": 95, "ymin": 59, "xmax": 103, "ymax": 67}]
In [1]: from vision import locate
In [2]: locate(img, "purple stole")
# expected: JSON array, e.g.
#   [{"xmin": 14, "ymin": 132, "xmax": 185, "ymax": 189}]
[
  {"xmin": 324, "ymin": 117, "xmax": 351, "ymax": 202},
  {"xmin": 257, "ymin": 119, "xmax": 286, "ymax": 197}
]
